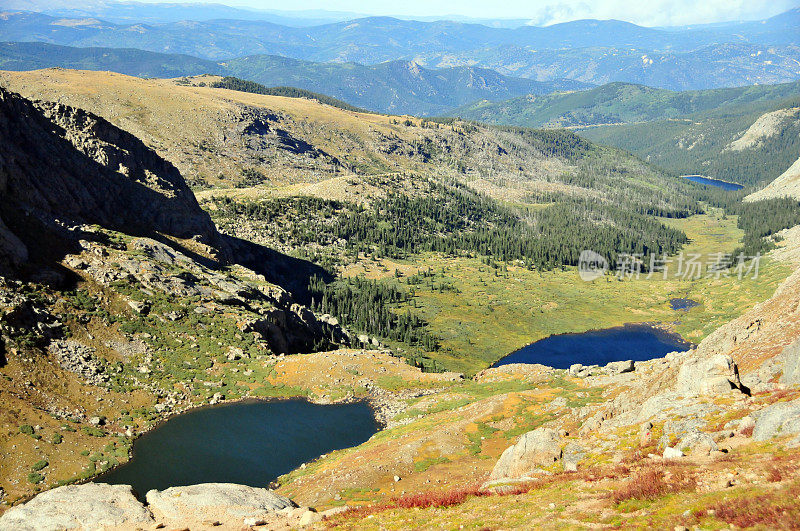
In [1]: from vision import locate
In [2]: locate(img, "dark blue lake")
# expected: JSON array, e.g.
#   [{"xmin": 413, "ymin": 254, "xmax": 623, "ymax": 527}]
[
  {"xmin": 98, "ymin": 399, "xmax": 378, "ymax": 497},
  {"xmin": 491, "ymin": 323, "xmax": 692, "ymax": 369},
  {"xmin": 683, "ymin": 175, "xmax": 744, "ymax": 191}
]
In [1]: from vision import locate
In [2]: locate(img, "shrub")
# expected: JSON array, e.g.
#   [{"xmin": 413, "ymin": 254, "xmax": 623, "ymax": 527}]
[
  {"xmin": 51, "ymin": 433, "xmax": 63, "ymax": 445},
  {"xmin": 19, "ymin": 424, "xmax": 34, "ymax": 436},
  {"xmin": 710, "ymin": 483, "xmax": 800, "ymax": 528},
  {"xmin": 612, "ymin": 466, "xmax": 695, "ymax": 504},
  {"xmin": 82, "ymin": 426, "xmax": 106, "ymax": 437},
  {"xmin": 31, "ymin": 460, "xmax": 48, "ymax": 472},
  {"xmin": 767, "ymin": 466, "xmax": 782, "ymax": 482},
  {"xmin": 613, "ymin": 469, "xmax": 665, "ymax": 502},
  {"xmin": 394, "ymin": 485, "xmax": 488, "ymax": 509},
  {"xmin": 27, "ymin": 473, "xmax": 44, "ymax": 484}
]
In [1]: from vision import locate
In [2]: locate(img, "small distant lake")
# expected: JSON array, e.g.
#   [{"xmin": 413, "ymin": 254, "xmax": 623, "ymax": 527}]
[
  {"xmin": 682, "ymin": 175, "xmax": 744, "ymax": 191},
  {"xmin": 491, "ymin": 323, "xmax": 692, "ymax": 369},
  {"xmin": 98, "ymin": 399, "xmax": 378, "ymax": 497},
  {"xmin": 670, "ymin": 298, "xmax": 700, "ymax": 311}
]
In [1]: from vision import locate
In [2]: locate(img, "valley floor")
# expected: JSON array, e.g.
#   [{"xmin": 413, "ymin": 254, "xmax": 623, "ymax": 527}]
[{"xmin": 326, "ymin": 212, "xmax": 788, "ymax": 374}]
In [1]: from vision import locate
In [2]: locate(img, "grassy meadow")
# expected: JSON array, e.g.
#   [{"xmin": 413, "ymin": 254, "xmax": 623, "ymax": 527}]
[{"xmin": 343, "ymin": 213, "xmax": 790, "ymax": 374}]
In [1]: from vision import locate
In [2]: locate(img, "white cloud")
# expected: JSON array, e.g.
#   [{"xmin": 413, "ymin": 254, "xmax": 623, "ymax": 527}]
[{"xmin": 521, "ymin": 0, "xmax": 799, "ymax": 27}]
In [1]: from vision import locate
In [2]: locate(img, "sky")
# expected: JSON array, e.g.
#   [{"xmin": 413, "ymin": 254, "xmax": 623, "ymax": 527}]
[{"xmin": 217, "ymin": 0, "xmax": 800, "ymax": 26}]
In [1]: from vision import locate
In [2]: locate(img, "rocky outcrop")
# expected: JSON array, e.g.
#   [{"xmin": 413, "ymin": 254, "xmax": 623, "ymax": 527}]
[
  {"xmin": 745, "ymin": 153, "xmax": 800, "ymax": 202},
  {"xmin": 569, "ymin": 363, "xmax": 596, "ymax": 378},
  {"xmin": 48, "ymin": 340, "xmax": 110, "ymax": 386},
  {"xmin": 0, "ymin": 483, "xmax": 307, "ymax": 531},
  {"xmin": 605, "ymin": 359, "xmax": 635, "ymax": 374},
  {"xmin": 779, "ymin": 339, "xmax": 800, "ymax": 385},
  {"xmin": 0, "ymin": 484, "xmax": 153, "ymax": 531},
  {"xmin": 0, "ymin": 87, "xmax": 226, "ymax": 274},
  {"xmin": 488, "ymin": 427, "xmax": 562, "ymax": 481},
  {"xmin": 0, "ymin": 216, "xmax": 27, "ymax": 273},
  {"xmin": 753, "ymin": 399, "xmax": 800, "ymax": 445},
  {"xmin": 0, "ymin": 165, "xmax": 27, "ymax": 272},
  {"xmin": 68, "ymin": 236, "xmax": 348, "ymax": 355},
  {"xmin": 676, "ymin": 354, "xmax": 744, "ymax": 396},
  {"xmin": 146, "ymin": 483, "xmax": 296, "ymax": 521},
  {"xmin": 0, "ymin": 283, "xmax": 63, "ymax": 347},
  {"xmin": 677, "ymin": 430, "xmax": 719, "ymax": 456},
  {"xmin": 692, "ymin": 266, "xmax": 800, "ymax": 374}
]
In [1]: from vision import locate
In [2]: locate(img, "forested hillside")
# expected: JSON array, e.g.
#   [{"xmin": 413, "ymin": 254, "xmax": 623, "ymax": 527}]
[
  {"xmin": 0, "ymin": 41, "xmax": 221, "ymax": 78},
  {"xmin": 582, "ymin": 96, "xmax": 800, "ymax": 187},
  {"xmin": 452, "ymin": 81, "xmax": 800, "ymax": 128},
  {"xmin": 220, "ymin": 56, "xmax": 590, "ymax": 115}
]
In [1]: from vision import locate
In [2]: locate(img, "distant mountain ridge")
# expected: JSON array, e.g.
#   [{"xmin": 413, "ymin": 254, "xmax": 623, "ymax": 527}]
[
  {"xmin": 0, "ymin": 42, "xmax": 590, "ymax": 115},
  {"xmin": 221, "ymin": 55, "xmax": 591, "ymax": 115},
  {"xmin": 452, "ymin": 81, "xmax": 800, "ymax": 128},
  {"xmin": 581, "ymin": 95, "xmax": 800, "ymax": 188},
  {"xmin": 1, "ymin": 9, "xmax": 798, "ymax": 90}
]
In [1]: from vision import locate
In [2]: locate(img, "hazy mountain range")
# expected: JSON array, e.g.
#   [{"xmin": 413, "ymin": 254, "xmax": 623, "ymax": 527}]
[
  {"xmin": 1, "ymin": 1, "xmax": 533, "ymax": 28},
  {"xmin": 0, "ymin": 42, "xmax": 590, "ymax": 115},
  {"xmin": 1, "ymin": 8, "xmax": 798, "ymax": 90}
]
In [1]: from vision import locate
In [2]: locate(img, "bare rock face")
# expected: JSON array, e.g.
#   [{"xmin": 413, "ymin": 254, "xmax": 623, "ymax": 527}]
[
  {"xmin": 145, "ymin": 483, "xmax": 297, "ymax": 522},
  {"xmin": 0, "ymin": 87, "xmax": 226, "ymax": 273},
  {"xmin": 0, "ymin": 483, "xmax": 153, "ymax": 531},
  {"xmin": 489, "ymin": 427, "xmax": 562, "ymax": 481},
  {"xmin": 0, "ymin": 170, "xmax": 27, "ymax": 271},
  {"xmin": 605, "ymin": 359, "xmax": 635, "ymax": 374},
  {"xmin": 676, "ymin": 354, "xmax": 744, "ymax": 396},
  {"xmin": 753, "ymin": 398, "xmax": 800, "ymax": 444},
  {"xmin": 69, "ymin": 235, "xmax": 349, "ymax": 355},
  {"xmin": 779, "ymin": 339, "xmax": 800, "ymax": 385},
  {"xmin": 0, "ymin": 215, "xmax": 27, "ymax": 271}
]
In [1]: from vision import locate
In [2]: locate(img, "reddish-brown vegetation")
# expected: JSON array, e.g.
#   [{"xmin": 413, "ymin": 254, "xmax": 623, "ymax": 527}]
[
  {"xmin": 326, "ymin": 474, "xmax": 574, "ymax": 527},
  {"xmin": 709, "ymin": 483, "xmax": 800, "ymax": 529},
  {"xmin": 767, "ymin": 466, "xmax": 783, "ymax": 482},
  {"xmin": 325, "ymin": 485, "xmax": 490, "ymax": 527},
  {"xmin": 612, "ymin": 465, "xmax": 696, "ymax": 503},
  {"xmin": 394, "ymin": 484, "xmax": 489, "ymax": 509}
]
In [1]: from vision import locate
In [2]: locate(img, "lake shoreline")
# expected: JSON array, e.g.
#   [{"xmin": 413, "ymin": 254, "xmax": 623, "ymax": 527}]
[
  {"xmin": 681, "ymin": 174, "xmax": 744, "ymax": 190},
  {"xmin": 94, "ymin": 397, "xmax": 382, "ymax": 498},
  {"xmin": 57, "ymin": 389, "xmax": 394, "ymax": 498},
  {"xmin": 491, "ymin": 322, "xmax": 694, "ymax": 369}
]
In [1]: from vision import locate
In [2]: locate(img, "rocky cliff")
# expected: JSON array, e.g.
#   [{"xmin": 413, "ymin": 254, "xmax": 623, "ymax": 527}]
[
  {"xmin": 0, "ymin": 87, "xmax": 223, "ymax": 274},
  {"xmin": 0, "ymin": 86, "xmax": 345, "ymax": 349}
]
